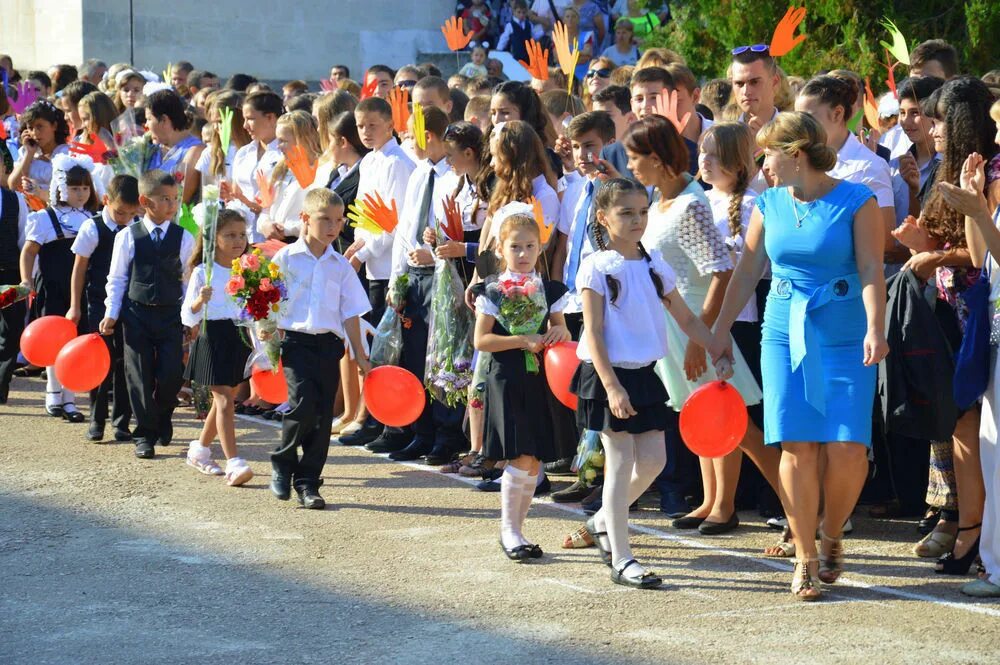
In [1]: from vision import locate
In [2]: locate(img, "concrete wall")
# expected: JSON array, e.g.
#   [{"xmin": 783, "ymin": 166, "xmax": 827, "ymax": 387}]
[{"xmin": 1, "ymin": 0, "xmax": 454, "ymax": 82}]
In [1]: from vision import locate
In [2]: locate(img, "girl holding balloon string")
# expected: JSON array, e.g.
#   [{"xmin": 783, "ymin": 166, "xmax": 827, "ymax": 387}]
[{"xmin": 568, "ymin": 178, "xmax": 731, "ymax": 589}]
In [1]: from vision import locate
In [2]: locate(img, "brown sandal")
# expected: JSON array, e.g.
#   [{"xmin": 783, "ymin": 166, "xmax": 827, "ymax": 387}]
[{"xmin": 562, "ymin": 526, "xmax": 595, "ymax": 549}]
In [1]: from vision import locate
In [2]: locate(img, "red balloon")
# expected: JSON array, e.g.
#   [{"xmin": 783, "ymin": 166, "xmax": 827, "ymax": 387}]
[
  {"xmin": 20, "ymin": 315, "xmax": 78, "ymax": 367},
  {"xmin": 251, "ymin": 362, "xmax": 288, "ymax": 404},
  {"xmin": 54, "ymin": 334, "xmax": 110, "ymax": 392},
  {"xmin": 679, "ymin": 381, "xmax": 748, "ymax": 458},
  {"xmin": 544, "ymin": 341, "xmax": 580, "ymax": 410},
  {"xmin": 364, "ymin": 366, "xmax": 426, "ymax": 427}
]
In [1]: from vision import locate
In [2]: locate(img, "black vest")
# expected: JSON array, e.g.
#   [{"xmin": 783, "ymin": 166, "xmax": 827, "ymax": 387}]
[
  {"xmin": 0, "ymin": 189, "xmax": 21, "ymax": 271},
  {"xmin": 508, "ymin": 20, "xmax": 533, "ymax": 62},
  {"xmin": 85, "ymin": 214, "xmax": 122, "ymax": 314},
  {"xmin": 37, "ymin": 208, "xmax": 75, "ymax": 286},
  {"xmin": 127, "ymin": 221, "xmax": 183, "ymax": 306}
]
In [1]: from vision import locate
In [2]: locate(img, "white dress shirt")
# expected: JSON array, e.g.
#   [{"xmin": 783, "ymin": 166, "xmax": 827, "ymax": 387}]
[
  {"xmin": 257, "ymin": 170, "xmax": 307, "ymax": 238},
  {"xmin": 25, "ymin": 206, "xmax": 89, "ymax": 245},
  {"xmin": 829, "ymin": 132, "xmax": 895, "ymax": 210},
  {"xmin": 390, "ymin": 156, "xmax": 459, "ymax": 280},
  {"xmin": 103, "ymin": 216, "xmax": 195, "ymax": 320},
  {"xmin": 196, "ymin": 144, "xmax": 238, "ymax": 183},
  {"xmin": 354, "ymin": 138, "xmax": 416, "ymax": 280},
  {"xmin": 181, "ymin": 262, "xmax": 244, "ymax": 327},
  {"xmin": 2, "ymin": 190, "xmax": 30, "ymax": 250},
  {"xmin": 272, "ymin": 238, "xmax": 371, "ymax": 337},
  {"xmin": 71, "ymin": 208, "xmax": 131, "ymax": 258},
  {"xmin": 229, "ymin": 139, "xmax": 282, "ymax": 243},
  {"xmin": 557, "ymin": 174, "xmax": 600, "ymax": 314}
]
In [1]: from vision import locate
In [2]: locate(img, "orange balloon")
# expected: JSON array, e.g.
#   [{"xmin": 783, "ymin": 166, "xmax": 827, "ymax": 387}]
[
  {"xmin": 364, "ymin": 366, "xmax": 425, "ymax": 427},
  {"xmin": 54, "ymin": 334, "xmax": 110, "ymax": 392},
  {"xmin": 679, "ymin": 381, "xmax": 748, "ymax": 458},
  {"xmin": 20, "ymin": 315, "xmax": 77, "ymax": 367},
  {"xmin": 251, "ymin": 362, "xmax": 288, "ymax": 404},
  {"xmin": 544, "ymin": 341, "xmax": 579, "ymax": 410}
]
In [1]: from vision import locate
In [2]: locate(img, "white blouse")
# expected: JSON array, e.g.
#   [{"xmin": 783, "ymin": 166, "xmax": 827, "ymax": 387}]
[
  {"xmin": 575, "ymin": 250, "xmax": 676, "ymax": 366},
  {"xmin": 706, "ymin": 188, "xmax": 758, "ymax": 323},
  {"xmin": 257, "ymin": 170, "xmax": 306, "ymax": 238},
  {"xmin": 181, "ymin": 262, "xmax": 244, "ymax": 327},
  {"xmin": 25, "ymin": 205, "xmax": 89, "ymax": 245}
]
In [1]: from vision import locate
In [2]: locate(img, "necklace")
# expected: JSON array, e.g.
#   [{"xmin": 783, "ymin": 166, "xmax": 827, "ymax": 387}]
[{"xmin": 793, "ymin": 198, "xmax": 816, "ymax": 228}]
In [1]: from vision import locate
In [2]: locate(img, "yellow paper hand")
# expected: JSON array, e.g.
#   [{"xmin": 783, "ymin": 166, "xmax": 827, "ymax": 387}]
[
  {"xmin": 347, "ymin": 200, "xmax": 384, "ymax": 235},
  {"xmin": 530, "ymin": 196, "xmax": 554, "ymax": 246},
  {"xmin": 552, "ymin": 22, "xmax": 580, "ymax": 79},
  {"xmin": 412, "ymin": 102, "xmax": 427, "ymax": 151},
  {"xmin": 163, "ymin": 62, "xmax": 173, "ymax": 86}
]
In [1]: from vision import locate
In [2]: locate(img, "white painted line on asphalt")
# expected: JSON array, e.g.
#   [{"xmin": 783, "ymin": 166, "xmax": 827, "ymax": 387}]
[
  {"xmin": 236, "ymin": 414, "xmax": 1000, "ymax": 618},
  {"xmin": 541, "ymin": 578, "xmax": 600, "ymax": 594}
]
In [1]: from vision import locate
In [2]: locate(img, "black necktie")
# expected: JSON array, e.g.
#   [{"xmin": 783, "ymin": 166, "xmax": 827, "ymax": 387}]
[
  {"xmin": 152, "ymin": 227, "xmax": 163, "ymax": 248},
  {"xmin": 416, "ymin": 168, "xmax": 436, "ymax": 240}
]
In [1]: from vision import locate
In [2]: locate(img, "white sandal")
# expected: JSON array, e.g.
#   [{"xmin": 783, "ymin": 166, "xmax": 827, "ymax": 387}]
[
  {"xmin": 186, "ymin": 441, "xmax": 223, "ymax": 476},
  {"xmin": 225, "ymin": 459, "xmax": 254, "ymax": 487}
]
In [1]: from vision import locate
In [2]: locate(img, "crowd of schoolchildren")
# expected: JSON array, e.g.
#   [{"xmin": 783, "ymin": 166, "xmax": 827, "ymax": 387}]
[{"xmin": 2, "ymin": 1, "xmax": 1000, "ymax": 599}]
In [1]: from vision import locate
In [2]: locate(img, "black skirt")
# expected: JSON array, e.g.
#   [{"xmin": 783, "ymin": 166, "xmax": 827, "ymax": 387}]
[
  {"xmin": 571, "ymin": 362, "xmax": 670, "ymax": 434},
  {"xmin": 184, "ymin": 319, "xmax": 251, "ymax": 387},
  {"xmin": 482, "ymin": 351, "xmax": 558, "ymax": 463}
]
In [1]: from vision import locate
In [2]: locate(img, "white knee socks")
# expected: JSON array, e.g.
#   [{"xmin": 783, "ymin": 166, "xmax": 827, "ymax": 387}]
[
  {"xmin": 501, "ymin": 465, "xmax": 536, "ymax": 548},
  {"xmin": 45, "ymin": 372, "xmax": 74, "ymax": 410}
]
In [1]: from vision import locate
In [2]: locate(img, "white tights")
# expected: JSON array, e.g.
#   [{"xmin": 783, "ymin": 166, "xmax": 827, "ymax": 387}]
[
  {"xmin": 45, "ymin": 371, "xmax": 75, "ymax": 410},
  {"xmin": 593, "ymin": 429, "xmax": 666, "ymax": 570}
]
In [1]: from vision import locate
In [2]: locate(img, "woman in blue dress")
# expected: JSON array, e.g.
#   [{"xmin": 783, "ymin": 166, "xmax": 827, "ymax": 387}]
[
  {"xmin": 144, "ymin": 89, "xmax": 205, "ymax": 204},
  {"xmin": 709, "ymin": 112, "xmax": 888, "ymax": 601}
]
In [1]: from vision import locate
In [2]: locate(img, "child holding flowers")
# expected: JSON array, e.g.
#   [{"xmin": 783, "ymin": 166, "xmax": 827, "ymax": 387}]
[
  {"xmin": 472, "ymin": 212, "xmax": 571, "ymax": 561},
  {"xmin": 182, "ymin": 209, "xmax": 254, "ymax": 486}
]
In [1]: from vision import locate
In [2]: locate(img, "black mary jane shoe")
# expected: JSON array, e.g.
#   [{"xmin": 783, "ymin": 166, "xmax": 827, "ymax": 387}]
[
  {"xmin": 46, "ymin": 404, "xmax": 65, "ymax": 418},
  {"xmin": 500, "ymin": 539, "xmax": 532, "ymax": 562},
  {"xmin": 527, "ymin": 543, "xmax": 544, "ymax": 559},
  {"xmin": 585, "ymin": 517, "xmax": 612, "ymax": 567},
  {"xmin": 611, "ymin": 559, "xmax": 663, "ymax": 589},
  {"xmin": 62, "ymin": 408, "xmax": 85, "ymax": 423}
]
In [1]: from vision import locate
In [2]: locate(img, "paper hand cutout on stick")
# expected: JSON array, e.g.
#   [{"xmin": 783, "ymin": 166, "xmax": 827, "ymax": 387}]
[
  {"xmin": 412, "ymin": 103, "xmax": 427, "ymax": 151},
  {"xmin": 218, "ymin": 106, "xmax": 234, "ymax": 151},
  {"xmin": 863, "ymin": 78, "xmax": 880, "ymax": 131},
  {"xmin": 552, "ymin": 22, "xmax": 580, "ymax": 82},
  {"xmin": 882, "ymin": 48, "xmax": 899, "ymax": 99},
  {"xmin": 68, "ymin": 133, "xmax": 111, "ymax": 163},
  {"xmin": 360, "ymin": 72, "xmax": 379, "ymax": 100},
  {"xmin": 655, "ymin": 89, "xmax": 691, "ymax": 134},
  {"xmin": 24, "ymin": 193, "xmax": 45, "ymax": 211},
  {"xmin": 390, "ymin": 87, "xmax": 411, "ymax": 135},
  {"xmin": 284, "ymin": 145, "xmax": 318, "ymax": 189},
  {"xmin": 442, "ymin": 16, "xmax": 474, "ymax": 52},
  {"xmin": 320, "ymin": 79, "xmax": 335, "ymax": 92},
  {"xmin": 441, "ymin": 195, "xmax": 464, "ymax": 242},
  {"xmin": 254, "ymin": 169, "xmax": 275, "ymax": 208},
  {"xmin": 769, "ymin": 6, "xmax": 807, "ymax": 57},
  {"xmin": 9, "ymin": 82, "xmax": 37, "ymax": 115},
  {"xmin": 879, "ymin": 17, "xmax": 910, "ymax": 66},
  {"xmin": 347, "ymin": 193, "xmax": 399, "ymax": 235},
  {"xmin": 253, "ymin": 239, "xmax": 288, "ymax": 259},
  {"xmin": 518, "ymin": 40, "xmax": 550, "ymax": 81},
  {"xmin": 530, "ymin": 196, "xmax": 554, "ymax": 246}
]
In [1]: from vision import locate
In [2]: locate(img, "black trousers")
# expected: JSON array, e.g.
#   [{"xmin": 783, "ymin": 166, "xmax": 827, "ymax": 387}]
[
  {"xmin": 88, "ymin": 306, "xmax": 131, "ymax": 432},
  {"xmin": 275, "ymin": 331, "xmax": 344, "ymax": 487},
  {"xmin": 0, "ymin": 267, "xmax": 25, "ymax": 401},
  {"xmin": 122, "ymin": 302, "xmax": 183, "ymax": 443},
  {"xmin": 366, "ymin": 278, "xmax": 388, "ymax": 327}
]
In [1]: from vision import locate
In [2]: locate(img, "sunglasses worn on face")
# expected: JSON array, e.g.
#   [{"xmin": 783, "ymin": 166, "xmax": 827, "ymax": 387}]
[
  {"xmin": 397, "ymin": 80, "xmax": 418, "ymax": 89},
  {"xmin": 731, "ymin": 44, "xmax": 769, "ymax": 56},
  {"xmin": 586, "ymin": 68, "xmax": 612, "ymax": 79}
]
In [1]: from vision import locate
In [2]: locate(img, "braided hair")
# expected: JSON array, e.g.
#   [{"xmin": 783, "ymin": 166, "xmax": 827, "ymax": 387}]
[
  {"xmin": 592, "ymin": 178, "xmax": 666, "ymax": 306},
  {"xmin": 700, "ymin": 122, "xmax": 755, "ymax": 241}
]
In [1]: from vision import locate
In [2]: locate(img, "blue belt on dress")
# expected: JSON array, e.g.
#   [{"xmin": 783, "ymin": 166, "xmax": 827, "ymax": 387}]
[{"xmin": 770, "ymin": 273, "xmax": 862, "ymax": 415}]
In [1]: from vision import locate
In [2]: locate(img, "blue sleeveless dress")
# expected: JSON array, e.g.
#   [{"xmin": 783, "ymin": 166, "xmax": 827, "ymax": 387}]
[
  {"xmin": 145, "ymin": 135, "xmax": 203, "ymax": 176},
  {"xmin": 757, "ymin": 180, "xmax": 876, "ymax": 447}
]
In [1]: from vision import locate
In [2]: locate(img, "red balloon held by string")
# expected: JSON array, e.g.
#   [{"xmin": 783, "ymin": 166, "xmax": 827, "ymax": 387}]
[
  {"xmin": 20, "ymin": 315, "xmax": 77, "ymax": 367},
  {"xmin": 251, "ymin": 363, "xmax": 288, "ymax": 404},
  {"xmin": 679, "ymin": 381, "xmax": 748, "ymax": 458},
  {"xmin": 544, "ymin": 341, "xmax": 580, "ymax": 411},
  {"xmin": 364, "ymin": 366, "xmax": 426, "ymax": 428},
  {"xmin": 54, "ymin": 334, "xmax": 110, "ymax": 392}
]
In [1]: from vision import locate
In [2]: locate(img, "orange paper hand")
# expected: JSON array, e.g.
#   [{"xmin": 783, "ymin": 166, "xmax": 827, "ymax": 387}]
[
  {"xmin": 552, "ymin": 22, "xmax": 580, "ymax": 79},
  {"xmin": 530, "ymin": 196, "xmax": 554, "ymax": 246},
  {"xmin": 441, "ymin": 195, "xmax": 464, "ymax": 242},
  {"xmin": 518, "ymin": 40, "xmax": 550, "ymax": 81},
  {"xmin": 769, "ymin": 6, "xmax": 807, "ymax": 57},
  {"xmin": 360, "ymin": 72, "xmax": 379, "ymax": 100},
  {"xmin": 390, "ymin": 87, "xmax": 411, "ymax": 135},
  {"xmin": 254, "ymin": 169, "xmax": 275, "ymax": 208},
  {"xmin": 253, "ymin": 239, "xmax": 287, "ymax": 259},
  {"xmin": 284, "ymin": 145, "xmax": 318, "ymax": 189},
  {"xmin": 24, "ymin": 193, "xmax": 45, "ymax": 211},
  {"xmin": 68, "ymin": 133, "xmax": 110, "ymax": 164},
  {"xmin": 363, "ymin": 192, "xmax": 399, "ymax": 234},
  {"xmin": 863, "ymin": 78, "xmax": 880, "ymax": 131},
  {"xmin": 441, "ymin": 16, "xmax": 474, "ymax": 52},
  {"xmin": 883, "ymin": 48, "xmax": 899, "ymax": 99},
  {"xmin": 655, "ymin": 89, "xmax": 691, "ymax": 134}
]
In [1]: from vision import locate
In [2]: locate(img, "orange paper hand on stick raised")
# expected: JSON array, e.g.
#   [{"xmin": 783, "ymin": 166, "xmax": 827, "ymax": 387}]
[
  {"xmin": 441, "ymin": 16, "xmax": 473, "ymax": 52},
  {"xmin": 518, "ymin": 40, "xmax": 550, "ymax": 81},
  {"xmin": 284, "ymin": 145, "xmax": 318, "ymax": 189},
  {"xmin": 390, "ymin": 86, "xmax": 411, "ymax": 135},
  {"xmin": 360, "ymin": 72, "xmax": 379, "ymax": 100},
  {"xmin": 254, "ymin": 169, "xmax": 275, "ymax": 208},
  {"xmin": 655, "ymin": 89, "xmax": 691, "ymax": 134},
  {"xmin": 552, "ymin": 22, "xmax": 580, "ymax": 82},
  {"xmin": 441, "ymin": 195, "xmax": 464, "ymax": 242},
  {"xmin": 863, "ymin": 78, "xmax": 880, "ymax": 131},
  {"xmin": 530, "ymin": 196, "xmax": 554, "ymax": 246},
  {"xmin": 68, "ymin": 132, "xmax": 110, "ymax": 164},
  {"xmin": 883, "ymin": 48, "xmax": 899, "ymax": 99},
  {"xmin": 769, "ymin": 6, "xmax": 807, "ymax": 57},
  {"xmin": 362, "ymin": 192, "xmax": 399, "ymax": 234}
]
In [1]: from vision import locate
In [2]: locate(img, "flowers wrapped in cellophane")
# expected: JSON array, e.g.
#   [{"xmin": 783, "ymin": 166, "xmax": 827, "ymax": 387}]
[
  {"xmin": 369, "ymin": 273, "xmax": 408, "ymax": 368},
  {"xmin": 571, "ymin": 429, "xmax": 605, "ymax": 486},
  {"xmin": 226, "ymin": 248, "xmax": 288, "ymax": 372},
  {"xmin": 108, "ymin": 109, "xmax": 156, "ymax": 178},
  {"xmin": 484, "ymin": 272, "xmax": 548, "ymax": 373},
  {"xmin": 0, "ymin": 284, "xmax": 31, "ymax": 309},
  {"xmin": 424, "ymin": 237, "xmax": 475, "ymax": 407}
]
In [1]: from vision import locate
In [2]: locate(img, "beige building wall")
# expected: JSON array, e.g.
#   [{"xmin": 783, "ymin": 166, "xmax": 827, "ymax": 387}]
[{"xmin": 1, "ymin": 0, "xmax": 453, "ymax": 81}]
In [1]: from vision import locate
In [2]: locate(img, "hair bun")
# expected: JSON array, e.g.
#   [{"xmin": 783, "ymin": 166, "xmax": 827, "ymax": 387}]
[{"xmin": 807, "ymin": 142, "xmax": 838, "ymax": 172}]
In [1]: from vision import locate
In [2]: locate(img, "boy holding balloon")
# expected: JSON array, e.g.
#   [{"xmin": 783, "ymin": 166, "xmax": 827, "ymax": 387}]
[{"xmin": 266, "ymin": 188, "xmax": 370, "ymax": 509}]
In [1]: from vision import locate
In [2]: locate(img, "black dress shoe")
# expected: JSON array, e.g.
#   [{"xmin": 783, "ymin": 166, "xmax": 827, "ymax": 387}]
[
  {"xmin": 672, "ymin": 515, "xmax": 706, "ymax": 529},
  {"xmin": 270, "ymin": 464, "xmax": 292, "ymax": 500},
  {"xmin": 698, "ymin": 513, "xmax": 740, "ymax": 535},
  {"xmin": 87, "ymin": 424, "xmax": 105, "ymax": 442},
  {"xmin": 388, "ymin": 438, "xmax": 433, "ymax": 461},
  {"xmin": 500, "ymin": 539, "xmax": 532, "ymax": 561},
  {"xmin": 46, "ymin": 405, "xmax": 64, "ymax": 417},
  {"xmin": 134, "ymin": 440, "xmax": 155, "ymax": 459},
  {"xmin": 551, "ymin": 480, "xmax": 593, "ymax": 503},
  {"xmin": 114, "ymin": 429, "xmax": 133, "ymax": 442},
  {"xmin": 365, "ymin": 431, "xmax": 411, "ymax": 453},
  {"xmin": 158, "ymin": 422, "xmax": 173, "ymax": 447},
  {"xmin": 424, "ymin": 446, "xmax": 455, "ymax": 466},
  {"xmin": 544, "ymin": 457, "xmax": 575, "ymax": 475},
  {"xmin": 63, "ymin": 409, "xmax": 85, "ymax": 423},
  {"xmin": 477, "ymin": 478, "xmax": 501, "ymax": 492},
  {"xmin": 295, "ymin": 482, "xmax": 326, "ymax": 509},
  {"xmin": 340, "ymin": 421, "xmax": 383, "ymax": 446}
]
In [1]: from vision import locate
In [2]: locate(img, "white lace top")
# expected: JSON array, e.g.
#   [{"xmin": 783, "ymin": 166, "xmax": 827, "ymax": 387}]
[
  {"xmin": 575, "ymin": 249, "xmax": 677, "ymax": 366},
  {"xmin": 643, "ymin": 177, "xmax": 732, "ymax": 301}
]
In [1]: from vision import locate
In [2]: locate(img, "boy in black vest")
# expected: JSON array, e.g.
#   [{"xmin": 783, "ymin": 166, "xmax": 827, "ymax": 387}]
[
  {"xmin": 0, "ymin": 150, "xmax": 30, "ymax": 404},
  {"xmin": 67, "ymin": 174, "xmax": 140, "ymax": 442},
  {"xmin": 100, "ymin": 170, "xmax": 194, "ymax": 459}
]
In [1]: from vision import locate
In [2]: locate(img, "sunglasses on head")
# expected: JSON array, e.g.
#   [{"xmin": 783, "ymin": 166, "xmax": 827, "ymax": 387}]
[
  {"xmin": 731, "ymin": 44, "xmax": 770, "ymax": 56},
  {"xmin": 585, "ymin": 68, "xmax": 612, "ymax": 79}
]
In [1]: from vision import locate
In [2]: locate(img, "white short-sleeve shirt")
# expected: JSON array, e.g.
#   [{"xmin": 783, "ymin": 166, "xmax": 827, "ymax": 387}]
[{"xmin": 829, "ymin": 133, "xmax": 895, "ymax": 209}]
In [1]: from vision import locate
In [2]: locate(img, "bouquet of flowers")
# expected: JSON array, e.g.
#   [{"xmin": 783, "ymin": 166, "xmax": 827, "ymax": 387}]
[
  {"xmin": 0, "ymin": 284, "xmax": 31, "ymax": 309},
  {"xmin": 198, "ymin": 184, "xmax": 222, "ymax": 332},
  {"xmin": 484, "ymin": 272, "xmax": 548, "ymax": 373},
  {"xmin": 571, "ymin": 429, "xmax": 604, "ymax": 486},
  {"xmin": 109, "ymin": 110, "xmax": 156, "ymax": 178},
  {"xmin": 424, "ymin": 257, "xmax": 474, "ymax": 408},
  {"xmin": 369, "ymin": 273, "xmax": 408, "ymax": 368},
  {"xmin": 226, "ymin": 248, "xmax": 287, "ymax": 368}
]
